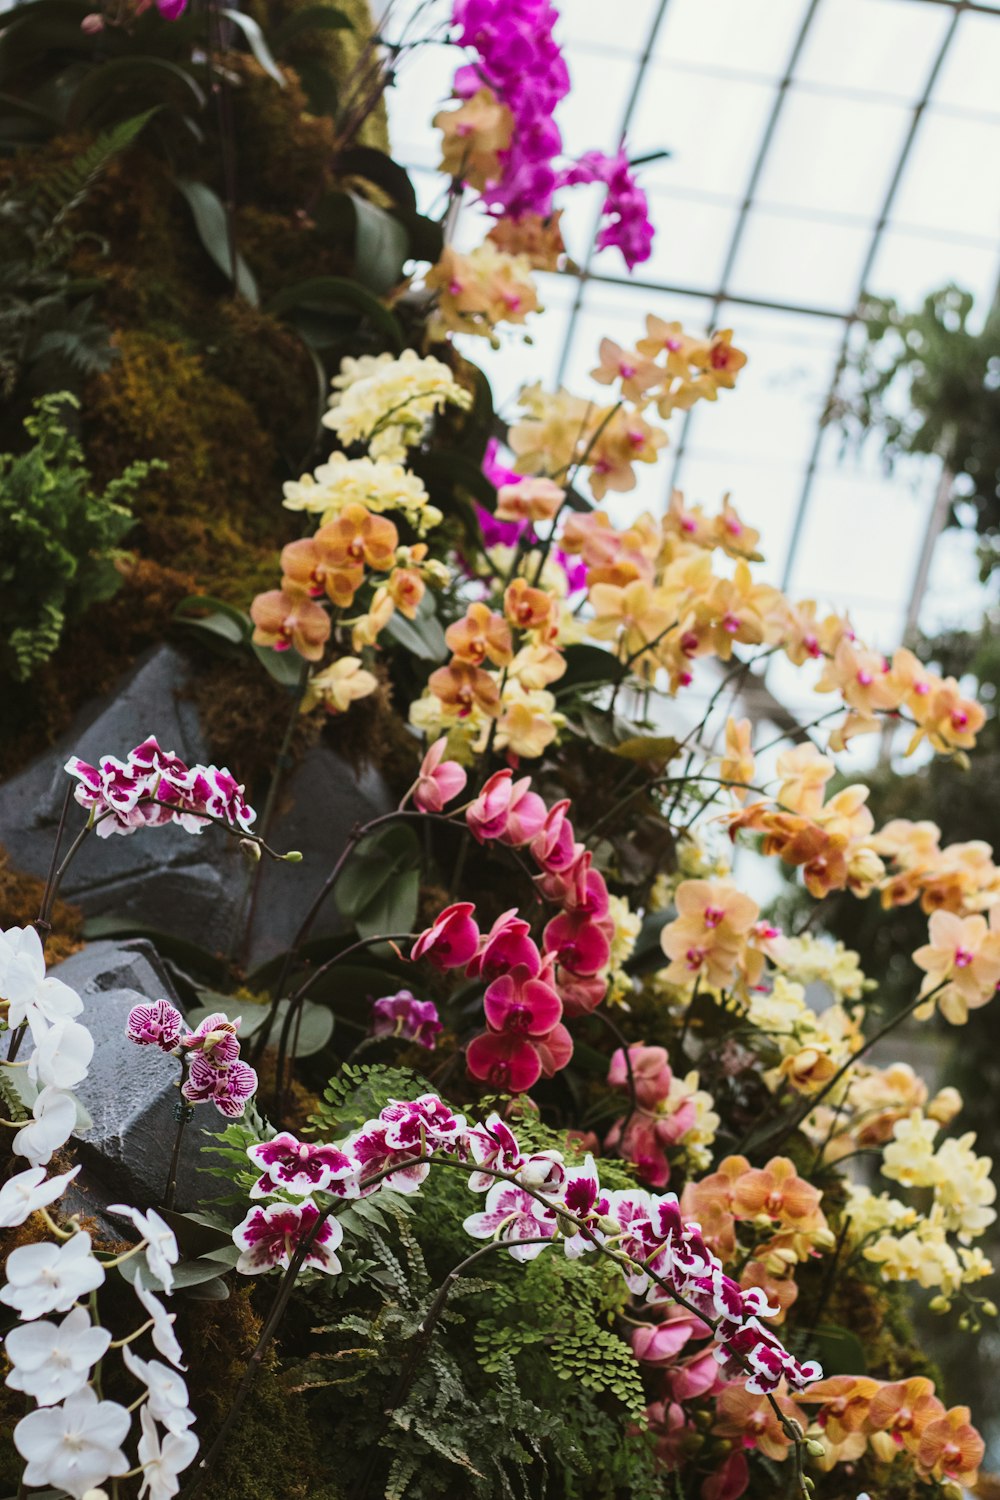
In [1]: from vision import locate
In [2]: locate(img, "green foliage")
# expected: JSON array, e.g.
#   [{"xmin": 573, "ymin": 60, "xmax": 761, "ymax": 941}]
[
  {"xmin": 0, "ymin": 392, "xmax": 157, "ymax": 680},
  {"xmin": 835, "ymin": 283, "xmax": 1000, "ymax": 555},
  {"xmin": 0, "ymin": 111, "xmax": 153, "ymax": 401}
]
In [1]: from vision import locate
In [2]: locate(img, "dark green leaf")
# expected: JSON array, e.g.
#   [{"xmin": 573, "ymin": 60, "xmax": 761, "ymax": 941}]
[
  {"xmin": 337, "ymin": 822, "xmax": 421, "ymax": 940},
  {"xmin": 268, "ymin": 275, "xmax": 404, "ymax": 351},
  {"xmin": 381, "ymin": 592, "xmax": 447, "ymax": 662},
  {"xmin": 67, "ymin": 56, "xmax": 204, "ymax": 128},
  {"xmin": 556, "ymin": 643, "xmax": 627, "ymax": 693},
  {"xmin": 409, "ymin": 449, "xmax": 497, "ymax": 512},
  {"xmin": 334, "ymin": 146, "xmax": 417, "ymax": 211},
  {"xmin": 293, "ymin": 58, "xmax": 338, "ymax": 116},
  {"xmin": 809, "ymin": 1325, "xmax": 867, "ymax": 1377},
  {"xmin": 252, "ymin": 642, "xmax": 309, "ymax": 687},
  {"xmin": 612, "ymin": 734, "xmax": 681, "ymax": 765},
  {"xmin": 175, "ymin": 178, "xmax": 258, "ymax": 304},
  {"xmin": 174, "ymin": 595, "xmax": 251, "ymax": 648},
  {"xmin": 269, "ymin": 3, "xmax": 349, "ymax": 51},
  {"xmin": 315, "ymin": 190, "xmax": 409, "ymax": 295},
  {"xmin": 221, "ymin": 7, "xmax": 285, "ymax": 86},
  {"xmin": 187, "ymin": 998, "xmax": 334, "ymax": 1057}
]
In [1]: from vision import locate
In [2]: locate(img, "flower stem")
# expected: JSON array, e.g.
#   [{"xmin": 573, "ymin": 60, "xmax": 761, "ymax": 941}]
[{"xmin": 163, "ymin": 1062, "xmax": 194, "ymax": 1212}]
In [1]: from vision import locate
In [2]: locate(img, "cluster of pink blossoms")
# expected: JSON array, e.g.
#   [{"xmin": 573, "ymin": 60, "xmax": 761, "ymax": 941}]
[
  {"xmin": 65, "ymin": 735, "xmax": 255, "ymax": 839},
  {"xmin": 126, "ymin": 1003, "xmax": 258, "ymax": 1118},
  {"xmin": 232, "ymin": 1102, "xmax": 821, "ymax": 1399},
  {"xmin": 606, "ymin": 1044, "xmax": 698, "ymax": 1189},
  {"xmin": 409, "ymin": 763, "xmax": 612, "ymax": 1091},
  {"xmin": 370, "ymin": 990, "xmax": 442, "ymax": 1050},
  {"xmin": 450, "ymin": 0, "xmax": 653, "ymax": 267}
]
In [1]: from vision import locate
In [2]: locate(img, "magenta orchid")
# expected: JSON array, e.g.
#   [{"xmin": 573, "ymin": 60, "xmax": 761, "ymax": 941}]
[
  {"xmin": 462, "ymin": 1181, "xmax": 558, "ymax": 1262},
  {"xmin": 232, "ymin": 1200, "xmax": 343, "ymax": 1275},
  {"xmin": 411, "ymin": 902, "xmax": 480, "ymax": 970},
  {"xmin": 125, "ymin": 999, "xmax": 184, "ymax": 1053},
  {"xmin": 65, "ymin": 735, "xmax": 255, "ymax": 838}
]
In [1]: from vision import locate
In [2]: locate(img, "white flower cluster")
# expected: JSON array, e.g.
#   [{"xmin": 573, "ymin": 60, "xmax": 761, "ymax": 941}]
[
  {"xmin": 0, "ymin": 925, "xmax": 197, "ymax": 1500},
  {"xmin": 282, "ymin": 450, "xmax": 443, "ymax": 536},
  {"xmin": 322, "ymin": 350, "xmax": 472, "ymax": 463}
]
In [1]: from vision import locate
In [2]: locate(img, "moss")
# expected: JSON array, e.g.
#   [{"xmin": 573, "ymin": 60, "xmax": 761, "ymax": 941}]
[
  {"xmin": 0, "ymin": 847, "xmax": 84, "ymax": 964},
  {"xmin": 187, "ymin": 652, "xmax": 322, "ymax": 789}
]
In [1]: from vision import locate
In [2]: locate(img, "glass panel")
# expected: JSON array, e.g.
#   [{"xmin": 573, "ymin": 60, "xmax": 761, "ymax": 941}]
[
  {"xmin": 653, "ymin": 0, "xmax": 810, "ymax": 78},
  {"xmin": 793, "ymin": 0, "xmax": 951, "ymax": 100},
  {"xmin": 559, "ymin": 46, "xmax": 638, "ymax": 155},
  {"xmin": 728, "ymin": 208, "xmax": 871, "ymax": 310},
  {"xmin": 558, "ymin": 0, "xmax": 657, "ymax": 54},
  {"xmin": 629, "ymin": 65, "xmax": 775, "ymax": 198},
  {"xmin": 932, "ymin": 11, "xmax": 1000, "ymax": 118},
  {"xmin": 866, "ymin": 228, "xmax": 1000, "ymax": 318},
  {"xmin": 892, "ymin": 107, "xmax": 1000, "ymax": 238},
  {"xmin": 617, "ymin": 190, "xmax": 738, "ymax": 289},
  {"xmin": 756, "ymin": 88, "xmax": 912, "ymax": 217},
  {"xmin": 670, "ymin": 456, "xmax": 807, "ymax": 578},
  {"xmin": 386, "ymin": 42, "xmax": 458, "ymax": 168}
]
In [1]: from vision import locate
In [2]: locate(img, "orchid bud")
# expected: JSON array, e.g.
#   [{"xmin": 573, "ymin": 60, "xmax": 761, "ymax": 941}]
[
  {"xmin": 805, "ymin": 1439, "xmax": 826, "ymax": 1458},
  {"xmin": 240, "ymin": 838, "xmax": 262, "ymax": 865},
  {"xmin": 283, "ymin": 849, "xmax": 303, "ymax": 862}
]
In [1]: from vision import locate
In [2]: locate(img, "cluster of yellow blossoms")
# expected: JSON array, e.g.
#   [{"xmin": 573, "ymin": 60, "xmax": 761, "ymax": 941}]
[
  {"xmin": 322, "ymin": 350, "xmax": 471, "ymax": 462},
  {"xmin": 425, "ymin": 241, "xmax": 541, "ymax": 344}
]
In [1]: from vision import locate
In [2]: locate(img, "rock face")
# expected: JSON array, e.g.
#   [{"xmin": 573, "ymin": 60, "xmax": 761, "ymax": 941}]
[
  {"xmin": 56, "ymin": 938, "xmax": 224, "ymax": 1212},
  {"xmin": 0, "ymin": 643, "xmax": 395, "ymax": 969}
]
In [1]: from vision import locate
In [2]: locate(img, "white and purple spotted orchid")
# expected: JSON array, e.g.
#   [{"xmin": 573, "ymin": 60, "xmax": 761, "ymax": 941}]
[
  {"xmin": 342, "ymin": 1123, "xmax": 431, "ymax": 1196},
  {"xmin": 462, "ymin": 1181, "xmax": 558, "ymax": 1262},
  {"xmin": 181, "ymin": 1053, "xmax": 258, "ymax": 1118},
  {"xmin": 232, "ymin": 1200, "xmax": 343, "ymax": 1275},
  {"xmin": 378, "ymin": 1094, "xmax": 467, "ymax": 1154},
  {"xmin": 181, "ymin": 1012, "xmax": 242, "ymax": 1065},
  {"xmin": 559, "ymin": 1155, "xmax": 611, "ymax": 1258},
  {"xmin": 247, "ymin": 1133, "xmax": 359, "ymax": 1199},
  {"xmin": 126, "ymin": 999, "xmax": 184, "ymax": 1053},
  {"xmin": 467, "ymin": 1112, "xmax": 523, "ymax": 1191},
  {"xmin": 65, "ymin": 736, "xmax": 255, "ymax": 839}
]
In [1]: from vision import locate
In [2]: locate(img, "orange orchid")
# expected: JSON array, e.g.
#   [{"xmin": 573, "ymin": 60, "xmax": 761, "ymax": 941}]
[
  {"xmin": 912, "ymin": 907, "xmax": 1000, "ymax": 1023},
  {"xmin": 911, "ymin": 676, "xmax": 986, "ymax": 755},
  {"xmin": 664, "ymin": 489, "xmax": 715, "ymax": 548},
  {"xmin": 585, "ymin": 406, "xmax": 667, "ymax": 501},
  {"xmin": 712, "ymin": 1387, "xmax": 804, "ymax": 1462},
  {"xmin": 916, "ymin": 1405, "xmax": 984, "ymax": 1486},
  {"xmin": 775, "ymin": 744, "xmax": 835, "ymax": 816},
  {"xmin": 731, "ymin": 1156, "xmax": 824, "ymax": 1231},
  {"xmin": 867, "ymin": 1377, "xmax": 944, "ymax": 1455},
  {"xmin": 695, "ymin": 329, "xmax": 748, "ymax": 389},
  {"xmin": 504, "ymin": 577, "xmax": 557, "ymax": 632},
  {"xmin": 719, "ymin": 717, "xmax": 754, "ymax": 800},
  {"xmin": 509, "ymin": 642, "xmax": 566, "ymax": 690},
  {"xmin": 495, "ymin": 477, "xmax": 565, "ymax": 523},
  {"xmin": 488, "ymin": 211, "xmax": 566, "ymax": 271},
  {"xmin": 427, "ymin": 659, "xmax": 502, "ymax": 719},
  {"xmin": 816, "ymin": 638, "xmax": 899, "ymax": 716},
  {"xmin": 445, "ymin": 602, "xmax": 513, "ymax": 668},
  {"xmin": 250, "ymin": 584, "xmax": 330, "ymax": 662},
  {"xmin": 636, "ymin": 316, "xmax": 707, "ymax": 375},
  {"xmin": 739, "ymin": 1260, "xmax": 798, "ymax": 1324},
  {"xmin": 588, "ymin": 580, "xmax": 674, "ymax": 664},
  {"xmin": 433, "ymin": 86, "xmax": 513, "ymax": 190},
  {"xmin": 386, "ymin": 565, "xmax": 426, "ymax": 619},
  {"xmin": 280, "ymin": 535, "xmax": 362, "ymax": 609},
  {"xmin": 320, "ymin": 504, "xmax": 399, "ymax": 575},
  {"xmin": 797, "ymin": 1375, "xmax": 879, "ymax": 1444}
]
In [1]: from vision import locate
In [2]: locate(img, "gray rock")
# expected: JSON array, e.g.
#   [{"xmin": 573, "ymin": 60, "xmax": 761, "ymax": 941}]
[
  {"xmin": 55, "ymin": 938, "xmax": 227, "ymax": 1212},
  {"xmin": 0, "ymin": 643, "xmax": 395, "ymax": 969}
]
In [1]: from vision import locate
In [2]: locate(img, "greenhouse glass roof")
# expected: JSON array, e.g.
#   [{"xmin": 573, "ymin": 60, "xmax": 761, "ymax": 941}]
[{"xmin": 383, "ymin": 0, "xmax": 1000, "ymax": 735}]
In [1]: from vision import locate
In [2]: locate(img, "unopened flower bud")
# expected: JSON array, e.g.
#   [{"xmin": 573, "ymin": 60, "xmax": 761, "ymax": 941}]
[
  {"xmin": 928, "ymin": 1294, "xmax": 950, "ymax": 1314},
  {"xmin": 240, "ymin": 838, "xmax": 262, "ymax": 865},
  {"xmin": 596, "ymin": 1215, "xmax": 620, "ymax": 1236},
  {"xmin": 283, "ymin": 849, "xmax": 303, "ymax": 863},
  {"xmin": 80, "ymin": 11, "xmax": 104, "ymax": 30},
  {"xmin": 928, "ymin": 1085, "xmax": 962, "ymax": 1125},
  {"xmin": 805, "ymin": 1439, "xmax": 826, "ymax": 1458},
  {"xmin": 981, "ymin": 1299, "xmax": 998, "ymax": 1317}
]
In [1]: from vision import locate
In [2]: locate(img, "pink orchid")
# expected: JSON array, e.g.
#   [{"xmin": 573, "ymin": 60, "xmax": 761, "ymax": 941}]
[
  {"xmin": 529, "ymin": 799, "xmax": 577, "ymax": 873},
  {"xmin": 608, "ymin": 1044, "xmax": 673, "ymax": 1110},
  {"xmin": 466, "ymin": 1030, "xmax": 543, "ymax": 1092},
  {"xmin": 413, "ymin": 737, "xmax": 468, "ymax": 813},
  {"xmin": 646, "ymin": 1401, "xmax": 694, "ymax": 1470},
  {"xmin": 181, "ymin": 1054, "xmax": 257, "ymax": 1117},
  {"xmin": 467, "ymin": 910, "xmax": 541, "ymax": 981},
  {"xmin": 535, "ymin": 1020, "xmax": 573, "ymax": 1076},
  {"xmin": 702, "ymin": 1451, "xmax": 750, "ymax": 1500},
  {"xmin": 232, "ymin": 1200, "xmax": 342, "ymax": 1275},
  {"xmin": 411, "ymin": 902, "xmax": 481, "ymax": 970},
  {"xmin": 462, "ymin": 1181, "xmax": 557, "ymax": 1262},
  {"xmin": 556, "ymin": 969, "xmax": 607, "ymax": 1017},
  {"xmin": 500, "ymin": 781, "xmax": 547, "ymax": 847},
  {"xmin": 483, "ymin": 965, "xmax": 562, "ymax": 1036},
  {"xmin": 343, "ymin": 1123, "xmax": 430, "ymax": 1195},
  {"xmin": 247, "ymin": 1132, "xmax": 357, "ymax": 1199},
  {"xmin": 370, "ymin": 991, "xmax": 442, "ymax": 1049},
  {"xmin": 665, "ymin": 1346, "xmax": 724, "ymax": 1402},
  {"xmin": 542, "ymin": 910, "xmax": 611, "ymax": 976},
  {"xmin": 126, "ymin": 1000, "xmax": 183, "ymax": 1053},
  {"xmin": 630, "ymin": 1304, "xmax": 709, "ymax": 1365},
  {"xmin": 466, "ymin": 769, "xmax": 517, "ymax": 842}
]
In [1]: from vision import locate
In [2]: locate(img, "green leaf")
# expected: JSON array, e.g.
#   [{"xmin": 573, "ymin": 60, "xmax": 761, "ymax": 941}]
[
  {"xmin": 556, "ymin": 643, "xmax": 626, "ymax": 694},
  {"xmin": 315, "ymin": 190, "xmax": 409, "ymax": 295},
  {"xmin": 409, "ymin": 450, "xmax": 497, "ymax": 513},
  {"xmin": 158, "ymin": 1208, "xmax": 235, "ymax": 1257},
  {"xmin": 334, "ymin": 146, "xmax": 417, "ymax": 211},
  {"xmin": 186, "ymin": 999, "xmax": 334, "ymax": 1058},
  {"xmin": 809, "ymin": 1324, "xmax": 867, "ymax": 1377},
  {"xmin": 221, "ymin": 7, "xmax": 285, "ymax": 86},
  {"xmin": 78, "ymin": 918, "xmax": 230, "ymax": 982},
  {"xmin": 337, "ymin": 823, "xmax": 421, "ymax": 940},
  {"xmin": 612, "ymin": 734, "xmax": 681, "ymax": 765},
  {"xmin": 174, "ymin": 594, "xmax": 251, "ymax": 648},
  {"xmin": 267, "ymin": 275, "xmax": 404, "ymax": 351},
  {"xmin": 67, "ymin": 56, "xmax": 205, "ymax": 129},
  {"xmin": 293, "ymin": 58, "xmax": 338, "ymax": 116},
  {"xmin": 381, "ymin": 592, "xmax": 447, "ymax": 662},
  {"xmin": 175, "ymin": 178, "xmax": 258, "ymax": 304},
  {"xmin": 252, "ymin": 642, "xmax": 308, "ymax": 686},
  {"xmin": 269, "ymin": 2, "xmax": 349, "ymax": 51},
  {"xmin": 118, "ymin": 1250, "xmax": 236, "ymax": 1294}
]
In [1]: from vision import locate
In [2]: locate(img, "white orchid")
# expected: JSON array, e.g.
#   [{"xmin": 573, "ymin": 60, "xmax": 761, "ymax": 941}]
[
  {"xmin": 14, "ymin": 1385, "xmax": 130, "ymax": 1500},
  {"xmin": 12, "ymin": 1085, "xmax": 78, "ymax": 1166},
  {"xmin": 0, "ymin": 925, "xmax": 83, "ymax": 1037},
  {"xmin": 137, "ymin": 1404, "xmax": 199, "ymax": 1500},
  {"xmin": 27, "ymin": 1016, "xmax": 94, "ymax": 1090},
  {"xmin": 0, "ymin": 1163, "xmax": 79, "ymax": 1228},
  {"xmin": 0, "ymin": 1231, "xmax": 104, "ymax": 1320},
  {"xmin": 4, "ymin": 1305, "xmax": 111, "ymax": 1405},
  {"xmin": 123, "ymin": 1346, "xmax": 195, "ymax": 1434},
  {"xmin": 133, "ymin": 1271, "xmax": 185, "ymax": 1369},
  {"xmin": 108, "ymin": 1204, "xmax": 178, "ymax": 1293}
]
